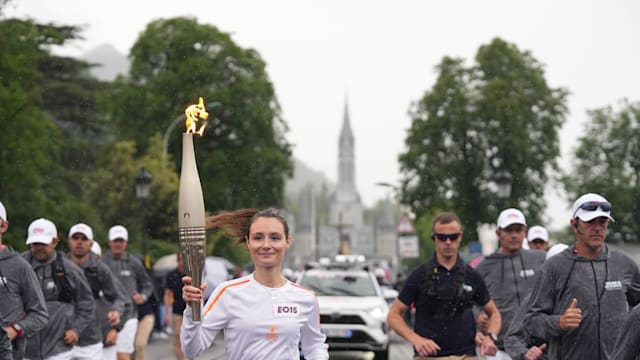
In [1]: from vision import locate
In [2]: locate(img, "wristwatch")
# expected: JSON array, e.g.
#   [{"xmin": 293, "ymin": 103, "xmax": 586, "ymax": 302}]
[
  {"xmin": 488, "ymin": 332, "xmax": 498, "ymax": 342},
  {"xmin": 10, "ymin": 323, "xmax": 24, "ymax": 337}
]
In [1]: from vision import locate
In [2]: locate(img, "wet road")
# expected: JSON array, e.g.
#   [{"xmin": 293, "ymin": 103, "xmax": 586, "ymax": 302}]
[{"xmin": 146, "ymin": 332, "xmax": 414, "ymax": 359}]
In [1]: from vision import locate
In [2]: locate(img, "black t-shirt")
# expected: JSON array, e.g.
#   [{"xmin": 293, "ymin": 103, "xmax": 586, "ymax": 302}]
[
  {"xmin": 166, "ymin": 269, "xmax": 187, "ymax": 314},
  {"xmin": 398, "ymin": 256, "xmax": 491, "ymax": 356}
]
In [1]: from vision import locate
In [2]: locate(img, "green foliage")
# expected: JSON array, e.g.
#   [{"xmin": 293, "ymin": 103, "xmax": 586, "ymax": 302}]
[
  {"xmin": 0, "ymin": 18, "xmax": 96, "ymax": 249},
  {"xmin": 82, "ymin": 135, "xmax": 179, "ymax": 261},
  {"xmin": 562, "ymin": 100, "xmax": 640, "ymax": 242},
  {"xmin": 105, "ymin": 17, "xmax": 292, "ymax": 214},
  {"xmin": 400, "ymin": 38, "xmax": 568, "ymax": 242}
]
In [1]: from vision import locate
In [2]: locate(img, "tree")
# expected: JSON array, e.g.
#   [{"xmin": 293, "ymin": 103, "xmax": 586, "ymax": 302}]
[
  {"xmin": 105, "ymin": 17, "xmax": 292, "ymax": 213},
  {"xmin": 0, "ymin": 17, "xmax": 97, "ymax": 248},
  {"xmin": 83, "ymin": 135, "xmax": 180, "ymax": 262},
  {"xmin": 562, "ymin": 100, "xmax": 640, "ymax": 243},
  {"xmin": 399, "ymin": 38, "xmax": 568, "ymax": 242}
]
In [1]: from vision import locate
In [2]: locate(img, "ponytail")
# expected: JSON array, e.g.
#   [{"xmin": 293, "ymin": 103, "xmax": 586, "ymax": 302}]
[{"xmin": 207, "ymin": 207, "xmax": 290, "ymax": 245}]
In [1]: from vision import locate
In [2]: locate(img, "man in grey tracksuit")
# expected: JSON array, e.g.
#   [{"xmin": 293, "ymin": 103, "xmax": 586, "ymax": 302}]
[
  {"xmin": 475, "ymin": 208, "xmax": 546, "ymax": 353},
  {"xmin": 611, "ymin": 303, "xmax": 640, "ymax": 360},
  {"xmin": 503, "ymin": 244, "xmax": 569, "ymax": 360},
  {"xmin": 87, "ymin": 241, "xmax": 133, "ymax": 360},
  {"xmin": 22, "ymin": 218, "xmax": 95, "ymax": 360},
  {"xmin": 67, "ymin": 223, "xmax": 128, "ymax": 359},
  {"xmin": 0, "ymin": 202, "xmax": 49, "ymax": 360},
  {"xmin": 524, "ymin": 193, "xmax": 640, "ymax": 360},
  {"xmin": 102, "ymin": 225, "xmax": 153, "ymax": 360}
]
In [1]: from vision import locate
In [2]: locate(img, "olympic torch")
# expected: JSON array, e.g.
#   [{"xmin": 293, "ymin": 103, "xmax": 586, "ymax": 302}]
[{"xmin": 178, "ymin": 97, "xmax": 209, "ymax": 322}]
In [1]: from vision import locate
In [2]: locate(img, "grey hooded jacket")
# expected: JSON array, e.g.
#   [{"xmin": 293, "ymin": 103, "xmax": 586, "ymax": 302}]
[
  {"xmin": 523, "ymin": 245, "xmax": 640, "ymax": 360},
  {"xmin": 68, "ymin": 252, "xmax": 127, "ymax": 347},
  {"xmin": 475, "ymin": 248, "xmax": 546, "ymax": 347},
  {"xmin": 610, "ymin": 303, "xmax": 640, "ymax": 360},
  {"xmin": 102, "ymin": 252, "xmax": 153, "ymax": 321},
  {"xmin": 504, "ymin": 293, "xmax": 547, "ymax": 360},
  {"xmin": 96, "ymin": 273, "xmax": 131, "ymax": 346},
  {"xmin": 23, "ymin": 251, "xmax": 95, "ymax": 360},
  {"xmin": 0, "ymin": 313, "xmax": 14, "ymax": 360},
  {"xmin": 0, "ymin": 246, "xmax": 48, "ymax": 336}
]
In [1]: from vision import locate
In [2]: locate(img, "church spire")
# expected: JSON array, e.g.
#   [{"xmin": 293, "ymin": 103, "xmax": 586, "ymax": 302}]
[{"xmin": 338, "ymin": 97, "xmax": 355, "ymax": 187}]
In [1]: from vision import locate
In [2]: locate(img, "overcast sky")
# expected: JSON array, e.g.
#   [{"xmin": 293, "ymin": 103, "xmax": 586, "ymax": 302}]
[{"xmin": 5, "ymin": 0, "xmax": 639, "ymax": 231}]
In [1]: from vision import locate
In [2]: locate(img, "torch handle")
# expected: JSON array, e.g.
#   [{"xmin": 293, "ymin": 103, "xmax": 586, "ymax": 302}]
[{"xmin": 179, "ymin": 227, "xmax": 206, "ymax": 322}]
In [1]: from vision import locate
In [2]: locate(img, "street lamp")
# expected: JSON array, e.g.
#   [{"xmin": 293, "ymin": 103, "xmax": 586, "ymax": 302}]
[
  {"xmin": 162, "ymin": 114, "xmax": 185, "ymax": 158},
  {"xmin": 135, "ymin": 168, "xmax": 152, "ymax": 269},
  {"xmin": 494, "ymin": 169, "xmax": 513, "ymax": 209}
]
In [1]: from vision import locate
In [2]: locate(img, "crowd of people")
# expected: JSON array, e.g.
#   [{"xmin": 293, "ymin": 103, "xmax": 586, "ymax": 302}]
[
  {"xmin": 387, "ymin": 192, "xmax": 640, "ymax": 360},
  {"xmin": 0, "ymin": 201, "xmax": 175, "ymax": 360},
  {"xmin": 3, "ymin": 191, "xmax": 640, "ymax": 360}
]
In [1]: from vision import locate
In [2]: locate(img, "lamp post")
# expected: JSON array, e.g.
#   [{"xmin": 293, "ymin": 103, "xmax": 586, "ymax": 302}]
[
  {"xmin": 494, "ymin": 169, "xmax": 513, "ymax": 210},
  {"xmin": 135, "ymin": 168, "xmax": 152, "ymax": 269},
  {"xmin": 163, "ymin": 114, "xmax": 185, "ymax": 159}
]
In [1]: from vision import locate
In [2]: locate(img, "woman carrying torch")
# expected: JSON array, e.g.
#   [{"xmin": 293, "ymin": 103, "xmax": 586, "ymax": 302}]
[{"xmin": 180, "ymin": 208, "xmax": 329, "ymax": 360}]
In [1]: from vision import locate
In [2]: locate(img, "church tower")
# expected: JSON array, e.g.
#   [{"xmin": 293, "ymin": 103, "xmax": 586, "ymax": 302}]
[
  {"xmin": 326, "ymin": 98, "xmax": 372, "ymax": 256},
  {"xmin": 337, "ymin": 101, "xmax": 356, "ymax": 201}
]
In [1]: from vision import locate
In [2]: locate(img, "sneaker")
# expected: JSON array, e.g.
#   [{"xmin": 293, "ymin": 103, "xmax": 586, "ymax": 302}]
[{"xmin": 152, "ymin": 331, "xmax": 169, "ymax": 340}]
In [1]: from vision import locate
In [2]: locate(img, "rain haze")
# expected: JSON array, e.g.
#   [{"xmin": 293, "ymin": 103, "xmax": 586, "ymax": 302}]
[{"xmin": 6, "ymin": 0, "xmax": 640, "ymax": 231}]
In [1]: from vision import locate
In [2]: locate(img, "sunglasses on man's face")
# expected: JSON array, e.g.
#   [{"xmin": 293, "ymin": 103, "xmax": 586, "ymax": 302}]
[
  {"xmin": 577, "ymin": 201, "xmax": 612, "ymax": 213},
  {"xmin": 432, "ymin": 233, "xmax": 461, "ymax": 242}
]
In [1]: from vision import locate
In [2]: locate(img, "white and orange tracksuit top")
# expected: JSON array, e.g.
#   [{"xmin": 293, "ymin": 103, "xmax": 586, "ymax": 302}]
[{"xmin": 181, "ymin": 273, "xmax": 329, "ymax": 360}]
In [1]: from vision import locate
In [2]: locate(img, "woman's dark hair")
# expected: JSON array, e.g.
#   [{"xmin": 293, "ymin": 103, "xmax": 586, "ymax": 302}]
[{"xmin": 207, "ymin": 207, "xmax": 290, "ymax": 245}]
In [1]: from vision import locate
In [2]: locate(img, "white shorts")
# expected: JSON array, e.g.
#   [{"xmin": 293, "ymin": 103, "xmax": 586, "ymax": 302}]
[
  {"xmin": 115, "ymin": 318, "xmax": 139, "ymax": 354},
  {"xmin": 102, "ymin": 344, "xmax": 117, "ymax": 360},
  {"xmin": 27, "ymin": 348, "xmax": 74, "ymax": 360},
  {"xmin": 72, "ymin": 342, "xmax": 103, "ymax": 359}
]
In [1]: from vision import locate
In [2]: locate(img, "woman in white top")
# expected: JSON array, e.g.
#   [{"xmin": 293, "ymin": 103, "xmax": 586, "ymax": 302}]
[{"xmin": 181, "ymin": 208, "xmax": 329, "ymax": 360}]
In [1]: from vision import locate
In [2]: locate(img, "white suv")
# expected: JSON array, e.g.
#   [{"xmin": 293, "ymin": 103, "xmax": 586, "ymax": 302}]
[{"xmin": 298, "ymin": 265, "xmax": 390, "ymax": 359}]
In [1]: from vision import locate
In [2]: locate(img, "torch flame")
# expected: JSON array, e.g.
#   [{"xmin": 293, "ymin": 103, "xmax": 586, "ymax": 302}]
[{"xmin": 185, "ymin": 97, "xmax": 209, "ymax": 135}]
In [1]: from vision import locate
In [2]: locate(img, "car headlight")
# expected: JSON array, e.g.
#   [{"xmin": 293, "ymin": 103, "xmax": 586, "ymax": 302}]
[{"xmin": 368, "ymin": 306, "xmax": 386, "ymax": 320}]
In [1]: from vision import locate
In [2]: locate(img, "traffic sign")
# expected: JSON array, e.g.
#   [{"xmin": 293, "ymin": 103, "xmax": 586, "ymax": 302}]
[{"xmin": 396, "ymin": 214, "xmax": 415, "ymax": 234}]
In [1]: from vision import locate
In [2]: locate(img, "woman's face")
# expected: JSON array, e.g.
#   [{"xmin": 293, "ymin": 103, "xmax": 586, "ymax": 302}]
[{"xmin": 246, "ymin": 217, "xmax": 290, "ymax": 270}]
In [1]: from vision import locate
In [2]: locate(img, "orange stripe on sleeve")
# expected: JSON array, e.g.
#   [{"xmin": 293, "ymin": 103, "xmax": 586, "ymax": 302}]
[
  {"xmin": 290, "ymin": 282, "xmax": 314, "ymax": 293},
  {"xmin": 203, "ymin": 279, "xmax": 250, "ymax": 316}
]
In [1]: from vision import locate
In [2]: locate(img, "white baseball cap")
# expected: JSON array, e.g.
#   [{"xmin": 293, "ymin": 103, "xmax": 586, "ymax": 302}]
[
  {"xmin": 527, "ymin": 225, "xmax": 549, "ymax": 242},
  {"xmin": 26, "ymin": 218, "xmax": 58, "ymax": 245},
  {"xmin": 0, "ymin": 201, "xmax": 6, "ymax": 221},
  {"xmin": 546, "ymin": 243, "xmax": 569, "ymax": 260},
  {"xmin": 68, "ymin": 223, "xmax": 94, "ymax": 240},
  {"xmin": 497, "ymin": 208, "xmax": 527, "ymax": 229},
  {"xmin": 108, "ymin": 225, "xmax": 128, "ymax": 241},
  {"xmin": 571, "ymin": 193, "xmax": 614, "ymax": 222},
  {"xmin": 90, "ymin": 241, "xmax": 102, "ymax": 256}
]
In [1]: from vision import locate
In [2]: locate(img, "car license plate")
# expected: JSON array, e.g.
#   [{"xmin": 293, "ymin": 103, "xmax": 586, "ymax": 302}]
[{"xmin": 323, "ymin": 328, "xmax": 352, "ymax": 338}]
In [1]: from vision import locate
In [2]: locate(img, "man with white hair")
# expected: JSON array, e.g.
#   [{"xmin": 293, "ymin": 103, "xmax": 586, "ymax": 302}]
[
  {"xmin": 524, "ymin": 193, "xmax": 640, "ymax": 360},
  {"xmin": 0, "ymin": 202, "xmax": 48, "ymax": 360}
]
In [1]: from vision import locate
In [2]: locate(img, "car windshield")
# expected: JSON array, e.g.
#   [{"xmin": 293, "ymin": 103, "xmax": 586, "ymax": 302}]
[{"xmin": 300, "ymin": 270, "xmax": 378, "ymax": 297}]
